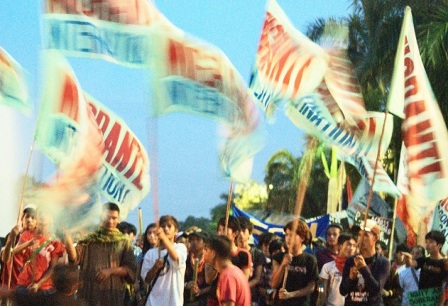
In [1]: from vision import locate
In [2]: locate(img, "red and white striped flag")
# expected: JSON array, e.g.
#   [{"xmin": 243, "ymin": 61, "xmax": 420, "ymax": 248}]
[
  {"xmin": 389, "ymin": 7, "xmax": 448, "ymax": 236},
  {"xmin": 249, "ymin": 0, "xmax": 328, "ymax": 117}
]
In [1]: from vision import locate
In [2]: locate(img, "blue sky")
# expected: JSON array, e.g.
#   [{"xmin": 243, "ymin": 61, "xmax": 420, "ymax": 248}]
[{"xmin": 0, "ymin": 0, "xmax": 351, "ymax": 231}]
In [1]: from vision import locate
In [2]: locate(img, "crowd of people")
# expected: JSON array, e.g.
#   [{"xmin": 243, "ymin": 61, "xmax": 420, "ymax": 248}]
[{"xmin": 1, "ymin": 202, "xmax": 448, "ymax": 306}]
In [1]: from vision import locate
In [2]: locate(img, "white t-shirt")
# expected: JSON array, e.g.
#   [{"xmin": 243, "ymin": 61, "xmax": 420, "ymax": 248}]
[
  {"xmin": 141, "ymin": 243, "xmax": 188, "ymax": 306},
  {"xmin": 320, "ymin": 260, "xmax": 345, "ymax": 306}
]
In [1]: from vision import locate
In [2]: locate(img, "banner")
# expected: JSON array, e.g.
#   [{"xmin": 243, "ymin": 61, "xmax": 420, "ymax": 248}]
[
  {"xmin": 249, "ymin": 0, "xmax": 328, "ymax": 118},
  {"xmin": 35, "ymin": 51, "xmax": 148, "ymax": 216},
  {"xmin": 0, "ymin": 47, "xmax": 30, "ymax": 114},
  {"xmin": 353, "ymin": 211, "xmax": 393, "ymax": 251},
  {"xmin": 387, "ymin": 7, "xmax": 448, "ymax": 203},
  {"xmin": 42, "ymin": 0, "xmax": 171, "ymax": 67},
  {"xmin": 151, "ymin": 27, "xmax": 264, "ymax": 182},
  {"xmin": 408, "ymin": 287, "xmax": 440, "ymax": 306}
]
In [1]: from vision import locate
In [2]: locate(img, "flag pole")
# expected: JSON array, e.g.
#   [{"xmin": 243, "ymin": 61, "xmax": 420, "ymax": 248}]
[
  {"xmin": 388, "ymin": 198, "xmax": 398, "ymax": 260},
  {"xmin": 361, "ymin": 111, "xmax": 390, "ymax": 239},
  {"xmin": 224, "ymin": 181, "xmax": 234, "ymax": 233},
  {"xmin": 138, "ymin": 207, "xmax": 143, "ymax": 236},
  {"xmin": 148, "ymin": 116, "xmax": 159, "ymax": 226}
]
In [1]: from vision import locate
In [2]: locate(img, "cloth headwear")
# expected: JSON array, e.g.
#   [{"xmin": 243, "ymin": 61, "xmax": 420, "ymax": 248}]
[{"xmin": 360, "ymin": 219, "xmax": 381, "ymax": 237}]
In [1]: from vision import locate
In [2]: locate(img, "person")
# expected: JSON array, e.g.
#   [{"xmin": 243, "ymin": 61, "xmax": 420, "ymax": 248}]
[
  {"xmin": 258, "ymin": 239, "xmax": 285, "ymax": 306},
  {"xmin": 183, "ymin": 227, "xmax": 210, "ymax": 306},
  {"xmin": 271, "ymin": 219, "xmax": 318, "ymax": 306},
  {"xmin": 238, "ymin": 216, "xmax": 267, "ymax": 306},
  {"xmin": 320, "ymin": 232, "xmax": 357, "ymax": 306},
  {"xmin": 204, "ymin": 235, "xmax": 251, "ymax": 306},
  {"xmin": 118, "ymin": 221, "xmax": 142, "ymax": 258},
  {"xmin": 375, "ymin": 241, "xmax": 388, "ymax": 258},
  {"xmin": 64, "ymin": 202, "xmax": 137, "ymax": 306},
  {"xmin": 315, "ymin": 223, "xmax": 342, "ymax": 272},
  {"xmin": 407, "ymin": 230, "xmax": 448, "ymax": 290},
  {"xmin": 15, "ymin": 208, "xmax": 65, "ymax": 294},
  {"xmin": 141, "ymin": 215, "xmax": 187, "ymax": 306},
  {"xmin": 399, "ymin": 245, "xmax": 425, "ymax": 306},
  {"xmin": 382, "ymin": 243, "xmax": 410, "ymax": 306},
  {"xmin": 1, "ymin": 205, "xmax": 37, "ymax": 289},
  {"xmin": 135, "ymin": 223, "xmax": 159, "ymax": 305},
  {"xmin": 340, "ymin": 219, "xmax": 390, "ymax": 305},
  {"xmin": 118, "ymin": 221, "xmax": 141, "ymax": 306},
  {"xmin": 0, "ymin": 263, "xmax": 86, "ymax": 306}
]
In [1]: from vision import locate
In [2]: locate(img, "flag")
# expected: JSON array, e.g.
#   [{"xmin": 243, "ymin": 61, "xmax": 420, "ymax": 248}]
[
  {"xmin": 388, "ymin": 7, "xmax": 448, "ymax": 204},
  {"xmin": 35, "ymin": 51, "xmax": 149, "ymax": 217},
  {"xmin": 249, "ymin": 0, "xmax": 328, "ymax": 118},
  {"xmin": 151, "ymin": 27, "xmax": 264, "ymax": 182},
  {"xmin": 42, "ymin": 0, "xmax": 171, "ymax": 67},
  {"xmin": 0, "ymin": 47, "xmax": 31, "ymax": 114},
  {"xmin": 317, "ymin": 21, "xmax": 366, "ymax": 126}
]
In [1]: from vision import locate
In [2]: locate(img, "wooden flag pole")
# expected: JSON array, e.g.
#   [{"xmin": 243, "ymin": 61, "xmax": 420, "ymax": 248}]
[
  {"xmin": 224, "ymin": 181, "xmax": 234, "ymax": 233},
  {"xmin": 361, "ymin": 111, "xmax": 390, "ymax": 243},
  {"xmin": 138, "ymin": 207, "xmax": 143, "ymax": 236},
  {"xmin": 148, "ymin": 117, "xmax": 160, "ymax": 226}
]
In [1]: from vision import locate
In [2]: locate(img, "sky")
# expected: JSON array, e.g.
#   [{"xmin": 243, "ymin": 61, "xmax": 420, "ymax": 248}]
[{"xmin": 0, "ymin": 0, "xmax": 351, "ymax": 233}]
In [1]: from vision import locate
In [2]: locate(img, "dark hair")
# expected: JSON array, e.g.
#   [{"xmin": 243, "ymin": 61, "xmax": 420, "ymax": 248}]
[
  {"xmin": 425, "ymin": 230, "xmax": 445, "ymax": 246},
  {"xmin": 159, "ymin": 215, "xmax": 179, "ymax": 230},
  {"xmin": 237, "ymin": 216, "xmax": 253, "ymax": 233},
  {"xmin": 142, "ymin": 223, "xmax": 157, "ymax": 255},
  {"xmin": 284, "ymin": 219, "xmax": 311, "ymax": 245},
  {"xmin": 52, "ymin": 264, "xmax": 79, "ymax": 294},
  {"xmin": 268, "ymin": 239, "xmax": 285, "ymax": 255},
  {"xmin": 22, "ymin": 207, "xmax": 36, "ymax": 218},
  {"xmin": 258, "ymin": 232, "xmax": 275, "ymax": 247},
  {"xmin": 205, "ymin": 235, "xmax": 231, "ymax": 259},
  {"xmin": 337, "ymin": 232, "xmax": 355, "ymax": 245},
  {"xmin": 218, "ymin": 216, "xmax": 240, "ymax": 233},
  {"xmin": 376, "ymin": 240, "xmax": 387, "ymax": 250},
  {"xmin": 117, "ymin": 222, "xmax": 137, "ymax": 236},
  {"xmin": 326, "ymin": 223, "xmax": 343, "ymax": 236},
  {"xmin": 395, "ymin": 243, "xmax": 410, "ymax": 254},
  {"xmin": 103, "ymin": 202, "xmax": 120, "ymax": 213}
]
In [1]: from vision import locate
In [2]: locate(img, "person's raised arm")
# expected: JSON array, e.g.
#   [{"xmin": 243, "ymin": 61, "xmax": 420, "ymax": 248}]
[{"xmin": 157, "ymin": 228, "xmax": 179, "ymax": 262}]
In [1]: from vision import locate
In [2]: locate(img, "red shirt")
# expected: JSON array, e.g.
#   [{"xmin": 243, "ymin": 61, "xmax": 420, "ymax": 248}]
[{"xmin": 217, "ymin": 264, "xmax": 251, "ymax": 306}]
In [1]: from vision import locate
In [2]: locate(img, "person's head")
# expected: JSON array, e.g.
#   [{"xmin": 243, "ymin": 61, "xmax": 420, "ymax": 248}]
[
  {"xmin": 159, "ymin": 215, "xmax": 179, "ymax": 241},
  {"xmin": 237, "ymin": 217, "xmax": 253, "ymax": 247},
  {"xmin": 358, "ymin": 219, "xmax": 380, "ymax": 253},
  {"xmin": 283, "ymin": 219, "xmax": 311, "ymax": 252},
  {"xmin": 21, "ymin": 205, "xmax": 37, "ymax": 231},
  {"xmin": 101, "ymin": 202, "xmax": 120, "ymax": 231},
  {"xmin": 117, "ymin": 221, "xmax": 137, "ymax": 243},
  {"xmin": 52, "ymin": 263, "xmax": 80, "ymax": 296},
  {"xmin": 425, "ymin": 230, "xmax": 445, "ymax": 256},
  {"xmin": 187, "ymin": 227, "xmax": 208, "ymax": 255},
  {"xmin": 268, "ymin": 239, "xmax": 285, "ymax": 257},
  {"xmin": 338, "ymin": 232, "xmax": 357, "ymax": 258},
  {"xmin": 326, "ymin": 223, "xmax": 342, "ymax": 249},
  {"xmin": 217, "ymin": 216, "xmax": 240, "ymax": 244},
  {"xmin": 143, "ymin": 223, "xmax": 158, "ymax": 253},
  {"xmin": 394, "ymin": 243, "xmax": 410, "ymax": 264},
  {"xmin": 258, "ymin": 232, "xmax": 276, "ymax": 256},
  {"xmin": 204, "ymin": 235, "xmax": 231, "ymax": 266},
  {"xmin": 375, "ymin": 240, "xmax": 388, "ymax": 257},
  {"xmin": 36, "ymin": 208, "xmax": 53, "ymax": 235},
  {"xmin": 411, "ymin": 245, "xmax": 425, "ymax": 260}
]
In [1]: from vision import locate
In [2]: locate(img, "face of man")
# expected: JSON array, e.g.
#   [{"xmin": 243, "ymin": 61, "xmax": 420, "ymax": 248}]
[
  {"xmin": 203, "ymin": 245, "xmax": 215, "ymax": 265},
  {"xmin": 340, "ymin": 238, "xmax": 357, "ymax": 258},
  {"xmin": 146, "ymin": 227, "xmax": 159, "ymax": 246},
  {"xmin": 359, "ymin": 230, "xmax": 377, "ymax": 253},
  {"xmin": 425, "ymin": 238, "xmax": 441, "ymax": 256},
  {"xmin": 22, "ymin": 212, "xmax": 37, "ymax": 231},
  {"xmin": 284, "ymin": 228, "xmax": 304, "ymax": 252},
  {"xmin": 375, "ymin": 243, "xmax": 384, "ymax": 255},
  {"xmin": 326, "ymin": 227, "xmax": 341, "ymax": 248},
  {"xmin": 411, "ymin": 247, "xmax": 423, "ymax": 260},
  {"xmin": 238, "ymin": 228, "xmax": 251, "ymax": 246},
  {"xmin": 101, "ymin": 210, "xmax": 120, "ymax": 231},
  {"xmin": 160, "ymin": 221, "xmax": 177, "ymax": 241},
  {"xmin": 188, "ymin": 235, "xmax": 205, "ymax": 254},
  {"xmin": 217, "ymin": 225, "xmax": 237, "ymax": 243}
]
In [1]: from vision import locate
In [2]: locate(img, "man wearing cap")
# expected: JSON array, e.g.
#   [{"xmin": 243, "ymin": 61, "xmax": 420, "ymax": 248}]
[
  {"xmin": 340, "ymin": 219, "xmax": 390, "ymax": 305},
  {"xmin": 183, "ymin": 227, "xmax": 209, "ymax": 306}
]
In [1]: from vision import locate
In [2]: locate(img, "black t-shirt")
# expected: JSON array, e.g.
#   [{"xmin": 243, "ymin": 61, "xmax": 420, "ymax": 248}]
[
  {"xmin": 272, "ymin": 251, "xmax": 319, "ymax": 306},
  {"xmin": 417, "ymin": 256, "xmax": 448, "ymax": 289}
]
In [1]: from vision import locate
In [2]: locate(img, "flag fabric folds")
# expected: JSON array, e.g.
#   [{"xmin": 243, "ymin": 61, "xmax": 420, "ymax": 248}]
[
  {"xmin": 151, "ymin": 26, "xmax": 264, "ymax": 182},
  {"xmin": 389, "ymin": 7, "xmax": 448, "ymax": 234},
  {"xmin": 0, "ymin": 47, "xmax": 31, "ymax": 114},
  {"xmin": 249, "ymin": 0, "xmax": 328, "ymax": 119},
  {"xmin": 42, "ymin": 0, "xmax": 171, "ymax": 67}
]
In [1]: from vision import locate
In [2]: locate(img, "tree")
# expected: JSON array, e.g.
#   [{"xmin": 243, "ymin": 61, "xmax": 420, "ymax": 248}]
[{"xmin": 233, "ymin": 180, "xmax": 267, "ymax": 210}]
